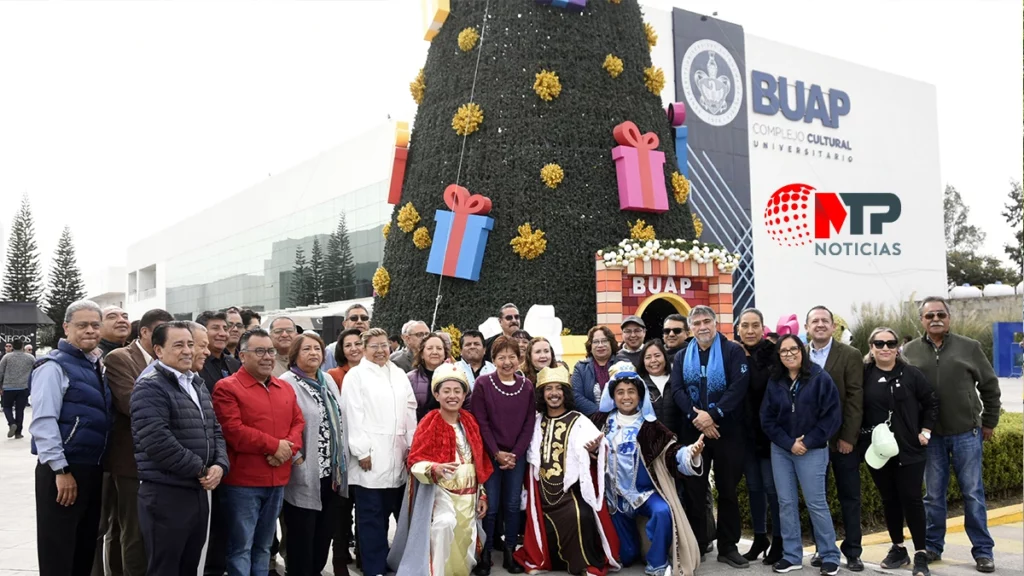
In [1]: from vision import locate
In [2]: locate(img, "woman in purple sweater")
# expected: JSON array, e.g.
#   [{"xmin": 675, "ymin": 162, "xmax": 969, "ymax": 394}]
[{"xmin": 470, "ymin": 335, "xmax": 535, "ymax": 576}]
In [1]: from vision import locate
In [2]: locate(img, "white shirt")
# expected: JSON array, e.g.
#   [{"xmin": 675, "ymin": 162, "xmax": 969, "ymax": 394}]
[
  {"xmin": 135, "ymin": 340, "xmax": 154, "ymax": 366},
  {"xmin": 157, "ymin": 361, "xmax": 203, "ymax": 419},
  {"xmin": 650, "ymin": 374, "xmax": 670, "ymax": 395}
]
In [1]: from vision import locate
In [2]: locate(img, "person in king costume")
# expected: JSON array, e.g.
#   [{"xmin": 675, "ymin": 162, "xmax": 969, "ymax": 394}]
[
  {"xmin": 388, "ymin": 363, "xmax": 494, "ymax": 576},
  {"xmin": 593, "ymin": 362, "xmax": 705, "ymax": 576},
  {"xmin": 514, "ymin": 366, "xmax": 621, "ymax": 576}
]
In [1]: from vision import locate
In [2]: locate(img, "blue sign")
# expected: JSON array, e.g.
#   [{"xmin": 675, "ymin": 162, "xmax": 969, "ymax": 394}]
[{"xmin": 750, "ymin": 70, "xmax": 850, "ymax": 129}]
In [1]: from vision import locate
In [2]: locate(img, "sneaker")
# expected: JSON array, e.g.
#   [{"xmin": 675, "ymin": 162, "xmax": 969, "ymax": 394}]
[
  {"xmin": 820, "ymin": 562, "xmax": 839, "ymax": 576},
  {"xmin": 810, "ymin": 553, "xmax": 822, "ymax": 568},
  {"xmin": 644, "ymin": 566, "xmax": 667, "ymax": 576},
  {"xmin": 718, "ymin": 549, "xmax": 751, "ymax": 569},
  {"xmin": 925, "ymin": 550, "xmax": 942, "ymax": 562},
  {"xmin": 773, "ymin": 560, "xmax": 803, "ymax": 573},
  {"xmin": 14, "ymin": 433, "xmax": 23, "ymax": 439},
  {"xmin": 976, "ymin": 558, "xmax": 995, "ymax": 573},
  {"xmin": 880, "ymin": 545, "xmax": 910, "ymax": 569},
  {"xmin": 846, "ymin": 556, "xmax": 864, "ymax": 572},
  {"xmin": 913, "ymin": 551, "xmax": 931, "ymax": 576},
  {"xmin": 7, "ymin": 424, "xmax": 14, "ymax": 438}
]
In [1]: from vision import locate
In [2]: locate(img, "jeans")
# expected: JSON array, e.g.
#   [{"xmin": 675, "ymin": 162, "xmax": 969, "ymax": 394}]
[
  {"xmin": 771, "ymin": 444, "xmax": 839, "ymax": 566},
  {"xmin": 743, "ymin": 454, "xmax": 781, "ymax": 537},
  {"xmin": 2, "ymin": 388, "xmax": 28, "ymax": 434},
  {"xmin": 353, "ymin": 485, "xmax": 404, "ymax": 576},
  {"xmin": 483, "ymin": 456, "xmax": 527, "ymax": 552},
  {"xmin": 220, "ymin": 485, "xmax": 284, "ymax": 576},
  {"xmin": 924, "ymin": 428, "xmax": 994, "ymax": 559}
]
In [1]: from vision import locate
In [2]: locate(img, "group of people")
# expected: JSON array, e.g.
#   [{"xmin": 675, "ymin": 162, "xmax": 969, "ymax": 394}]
[{"xmin": 23, "ymin": 296, "xmax": 1002, "ymax": 576}]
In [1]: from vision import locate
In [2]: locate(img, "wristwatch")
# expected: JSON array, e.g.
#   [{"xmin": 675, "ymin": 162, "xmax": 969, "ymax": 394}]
[{"xmin": 54, "ymin": 467, "xmax": 70, "ymax": 475}]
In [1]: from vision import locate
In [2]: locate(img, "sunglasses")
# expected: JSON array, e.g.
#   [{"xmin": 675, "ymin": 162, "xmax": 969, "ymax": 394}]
[
  {"xmin": 663, "ymin": 328, "xmax": 684, "ymax": 335},
  {"xmin": 871, "ymin": 340, "xmax": 899, "ymax": 349},
  {"xmin": 923, "ymin": 312, "xmax": 948, "ymax": 320},
  {"xmin": 348, "ymin": 315, "xmax": 370, "ymax": 322},
  {"xmin": 503, "ymin": 314, "xmax": 521, "ymax": 322}
]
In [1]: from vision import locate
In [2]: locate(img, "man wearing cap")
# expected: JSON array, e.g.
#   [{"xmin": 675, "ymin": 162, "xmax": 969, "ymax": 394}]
[
  {"xmin": 904, "ymin": 296, "xmax": 1000, "ymax": 574},
  {"xmin": 388, "ymin": 364, "xmax": 492, "ymax": 576},
  {"xmin": 594, "ymin": 362, "xmax": 704, "ymax": 576},
  {"xmin": 514, "ymin": 365, "xmax": 620, "ymax": 576},
  {"xmin": 614, "ymin": 316, "xmax": 646, "ymax": 368}
]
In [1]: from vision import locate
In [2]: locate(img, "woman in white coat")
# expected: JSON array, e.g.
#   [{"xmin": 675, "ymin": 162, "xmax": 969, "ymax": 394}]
[{"xmin": 341, "ymin": 327, "xmax": 418, "ymax": 576}]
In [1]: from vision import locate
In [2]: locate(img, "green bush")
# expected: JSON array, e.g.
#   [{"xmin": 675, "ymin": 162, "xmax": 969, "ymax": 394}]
[
  {"xmin": 733, "ymin": 411, "xmax": 1023, "ymax": 536},
  {"xmin": 849, "ymin": 299, "xmax": 1020, "ymax": 361}
]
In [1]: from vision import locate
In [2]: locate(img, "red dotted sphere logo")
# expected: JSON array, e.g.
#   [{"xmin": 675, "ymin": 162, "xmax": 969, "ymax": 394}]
[{"xmin": 764, "ymin": 183, "xmax": 815, "ymax": 247}]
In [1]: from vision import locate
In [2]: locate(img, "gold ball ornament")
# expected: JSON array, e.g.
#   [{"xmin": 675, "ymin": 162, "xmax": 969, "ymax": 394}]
[
  {"xmin": 372, "ymin": 267, "xmax": 391, "ymax": 298},
  {"xmin": 410, "ymin": 69, "xmax": 425, "ymax": 105},
  {"xmin": 382, "ymin": 222, "xmax": 392, "ymax": 238},
  {"xmin": 644, "ymin": 66, "xmax": 665, "ymax": 95},
  {"xmin": 511, "ymin": 223, "xmax": 547, "ymax": 260},
  {"xmin": 671, "ymin": 172, "xmax": 691, "ymax": 204},
  {"xmin": 540, "ymin": 163, "xmax": 564, "ymax": 189},
  {"xmin": 397, "ymin": 202, "xmax": 421, "ymax": 233},
  {"xmin": 644, "ymin": 23, "xmax": 658, "ymax": 50},
  {"xmin": 603, "ymin": 54, "xmax": 624, "ymax": 78},
  {"xmin": 412, "ymin": 226, "xmax": 432, "ymax": 250},
  {"xmin": 452, "ymin": 102, "xmax": 484, "ymax": 136},
  {"xmin": 458, "ymin": 27, "xmax": 479, "ymax": 52},
  {"xmin": 533, "ymin": 70, "xmax": 562, "ymax": 101}
]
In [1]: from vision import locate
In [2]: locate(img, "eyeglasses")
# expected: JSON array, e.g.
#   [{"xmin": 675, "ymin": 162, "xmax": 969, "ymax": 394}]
[
  {"xmin": 348, "ymin": 315, "xmax": 370, "ymax": 322},
  {"xmin": 228, "ymin": 323, "xmax": 245, "ymax": 330},
  {"xmin": 623, "ymin": 328, "xmax": 644, "ymax": 336},
  {"xmin": 242, "ymin": 347, "xmax": 277, "ymax": 357},
  {"xmin": 923, "ymin": 312, "xmax": 948, "ymax": 320},
  {"xmin": 408, "ymin": 331, "xmax": 429, "ymax": 339},
  {"xmin": 663, "ymin": 327, "xmax": 684, "ymax": 335},
  {"xmin": 271, "ymin": 328, "xmax": 296, "ymax": 335},
  {"xmin": 366, "ymin": 343, "xmax": 389, "ymax": 351},
  {"xmin": 779, "ymin": 347, "xmax": 801, "ymax": 357},
  {"xmin": 503, "ymin": 314, "xmax": 520, "ymax": 322},
  {"xmin": 591, "ymin": 339, "xmax": 610, "ymax": 346},
  {"xmin": 871, "ymin": 340, "xmax": 899, "ymax": 349},
  {"xmin": 73, "ymin": 322, "xmax": 102, "ymax": 330}
]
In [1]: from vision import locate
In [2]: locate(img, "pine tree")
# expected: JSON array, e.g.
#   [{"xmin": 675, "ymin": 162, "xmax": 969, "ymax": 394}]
[
  {"xmin": 325, "ymin": 213, "xmax": 357, "ymax": 302},
  {"xmin": 373, "ymin": 1, "xmax": 696, "ymax": 332},
  {"xmin": 2, "ymin": 195, "xmax": 43, "ymax": 302},
  {"xmin": 290, "ymin": 245, "xmax": 311, "ymax": 306},
  {"xmin": 309, "ymin": 237, "xmax": 325, "ymax": 305},
  {"xmin": 44, "ymin": 226, "xmax": 86, "ymax": 345}
]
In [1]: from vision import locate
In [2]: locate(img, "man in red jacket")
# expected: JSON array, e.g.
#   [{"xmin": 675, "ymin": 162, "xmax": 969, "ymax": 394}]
[{"xmin": 212, "ymin": 328, "xmax": 304, "ymax": 576}]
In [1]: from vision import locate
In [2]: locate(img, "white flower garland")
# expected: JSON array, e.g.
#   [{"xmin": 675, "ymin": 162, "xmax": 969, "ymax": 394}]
[{"xmin": 598, "ymin": 238, "xmax": 741, "ymax": 273}]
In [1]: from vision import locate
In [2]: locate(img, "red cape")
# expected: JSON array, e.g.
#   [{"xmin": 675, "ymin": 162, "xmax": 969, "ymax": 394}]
[{"xmin": 408, "ymin": 409, "xmax": 494, "ymax": 484}]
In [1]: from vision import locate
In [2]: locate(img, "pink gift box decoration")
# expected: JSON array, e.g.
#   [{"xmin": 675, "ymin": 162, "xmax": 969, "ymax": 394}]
[{"xmin": 611, "ymin": 121, "xmax": 669, "ymax": 213}]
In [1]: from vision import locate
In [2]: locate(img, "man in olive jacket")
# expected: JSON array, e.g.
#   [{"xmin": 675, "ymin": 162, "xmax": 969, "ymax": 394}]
[
  {"xmin": 904, "ymin": 296, "xmax": 1000, "ymax": 574},
  {"xmin": 805, "ymin": 306, "xmax": 865, "ymax": 572}
]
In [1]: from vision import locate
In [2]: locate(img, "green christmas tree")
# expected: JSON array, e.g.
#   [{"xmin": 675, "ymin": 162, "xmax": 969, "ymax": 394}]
[
  {"xmin": 44, "ymin": 226, "xmax": 86, "ymax": 345},
  {"xmin": 309, "ymin": 237, "xmax": 325, "ymax": 305},
  {"xmin": 2, "ymin": 195, "xmax": 43, "ymax": 303},
  {"xmin": 325, "ymin": 214, "xmax": 357, "ymax": 301},
  {"xmin": 373, "ymin": 0, "xmax": 696, "ymax": 333}
]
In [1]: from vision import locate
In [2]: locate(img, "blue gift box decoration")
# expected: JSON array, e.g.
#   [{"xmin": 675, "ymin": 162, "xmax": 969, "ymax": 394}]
[{"xmin": 426, "ymin": 185, "xmax": 494, "ymax": 282}]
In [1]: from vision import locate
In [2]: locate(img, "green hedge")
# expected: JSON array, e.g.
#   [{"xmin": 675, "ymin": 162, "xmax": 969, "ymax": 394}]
[{"xmin": 732, "ymin": 411, "xmax": 1023, "ymax": 535}]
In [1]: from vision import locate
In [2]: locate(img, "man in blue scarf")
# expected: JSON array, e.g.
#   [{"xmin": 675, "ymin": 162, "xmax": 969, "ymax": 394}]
[{"xmin": 669, "ymin": 305, "xmax": 750, "ymax": 568}]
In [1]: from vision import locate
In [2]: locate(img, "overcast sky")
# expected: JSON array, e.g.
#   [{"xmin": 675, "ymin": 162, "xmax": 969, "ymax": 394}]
[{"xmin": 0, "ymin": 0, "xmax": 1020, "ymax": 293}]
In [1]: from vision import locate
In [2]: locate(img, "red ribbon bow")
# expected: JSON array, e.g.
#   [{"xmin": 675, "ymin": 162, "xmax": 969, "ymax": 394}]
[
  {"xmin": 442, "ymin": 185, "xmax": 492, "ymax": 277},
  {"xmin": 613, "ymin": 121, "xmax": 660, "ymax": 209}
]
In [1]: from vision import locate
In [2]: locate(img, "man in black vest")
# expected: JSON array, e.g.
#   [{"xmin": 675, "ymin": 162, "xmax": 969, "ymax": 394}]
[{"xmin": 29, "ymin": 299, "xmax": 112, "ymax": 576}]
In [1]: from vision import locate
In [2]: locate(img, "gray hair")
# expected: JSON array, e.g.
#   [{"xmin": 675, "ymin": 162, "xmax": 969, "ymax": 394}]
[
  {"xmin": 688, "ymin": 305, "xmax": 716, "ymax": 322},
  {"xmin": 738, "ymin": 307, "xmax": 764, "ymax": 325},
  {"xmin": 499, "ymin": 302, "xmax": 518, "ymax": 315},
  {"xmin": 401, "ymin": 319, "xmax": 426, "ymax": 334},
  {"xmin": 863, "ymin": 326, "xmax": 907, "ymax": 364},
  {"xmin": 345, "ymin": 303, "xmax": 369, "ymax": 317},
  {"xmin": 188, "ymin": 321, "xmax": 207, "ymax": 333},
  {"xmin": 65, "ymin": 300, "xmax": 102, "ymax": 323},
  {"xmin": 918, "ymin": 296, "xmax": 950, "ymax": 316}
]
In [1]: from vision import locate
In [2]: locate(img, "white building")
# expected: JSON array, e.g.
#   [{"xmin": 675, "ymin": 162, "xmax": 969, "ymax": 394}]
[{"xmin": 85, "ymin": 266, "xmax": 126, "ymax": 310}]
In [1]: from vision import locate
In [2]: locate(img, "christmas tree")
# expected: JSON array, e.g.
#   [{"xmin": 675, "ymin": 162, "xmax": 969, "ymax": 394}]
[
  {"xmin": 44, "ymin": 226, "xmax": 86, "ymax": 345},
  {"xmin": 373, "ymin": 0, "xmax": 699, "ymax": 333},
  {"xmin": 2, "ymin": 196, "xmax": 43, "ymax": 303}
]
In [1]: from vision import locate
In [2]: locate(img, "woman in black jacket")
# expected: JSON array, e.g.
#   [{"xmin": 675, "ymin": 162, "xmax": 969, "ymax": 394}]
[
  {"xmin": 636, "ymin": 339, "xmax": 678, "ymax": 430},
  {"xmin": 861, "ymin": 327, "xmax": 939, "ymax": 576},
  {"xmin": 736, "ymin": 308, "xmax": 782, "ymax": 564}
]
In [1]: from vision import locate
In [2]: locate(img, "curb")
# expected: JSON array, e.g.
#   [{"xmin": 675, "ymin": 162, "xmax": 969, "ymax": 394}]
[{"xmin": 859, "ymin": 503, "xmax": 1024, "ymax": 547}]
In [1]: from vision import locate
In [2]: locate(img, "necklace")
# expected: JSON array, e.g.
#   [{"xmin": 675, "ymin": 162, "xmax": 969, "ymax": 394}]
[{"xmin": 489, "ymin": 373, "xmax": 524, "ymax": 397}]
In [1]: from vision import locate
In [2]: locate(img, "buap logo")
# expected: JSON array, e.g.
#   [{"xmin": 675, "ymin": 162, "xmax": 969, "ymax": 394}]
[
  {"xmin": 763, "ymin": 183, "xmax": 902, "ymax": 256},
  {"xmin": 680, "ymin": 39, "xmax": 743, "ymax": 127}
]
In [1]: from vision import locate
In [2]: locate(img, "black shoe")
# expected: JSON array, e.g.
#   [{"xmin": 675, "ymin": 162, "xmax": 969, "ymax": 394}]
[
  {"xmin": 820, "ymin": 562, "xmax": 839, "ymax": 576},
  {"xmin": 810, "ymin": 553, "xmax": 822, "ymax": 568},
  {"xmin": 705, "ymin": 542, "xmax": 715, "ymax": 554},
  {"xmin": 773, "ymin": 559, "xmax": 802, "ymax": 573},
  {"xmin": 503, "ymin": 549, "xmax": 524, "ymax": 574},
  {"xmin": 913, "ymin": 552, "xmax": 931, "ymax": 576},
  {"xmin": 880, "ymin": 545, "xmax": 910, "ymax": 569},
  {"xmin": 976, "ymin": 558, "xmax": 995, "ymax": 573},
  {"xmin": 743, "ymin": 534, "xmax": 771, "ymax": 561},
  {"xmin": 718, "ymin": 549, "xmax": 751, "ymax": 569},
  {"xmin": 846, "ymin": 556, "xmax": 864, "ymax": 572},
  {"xmin": 14, "ymin": 433, "xmax": 22, "ymax": 439},
  {"xmin": 925, "ymin": 550, "xmax": 941, "ymax": 562},
  {"xmin": 6, "ymin": 424, "xmax": 14, "ymax": 438},
  {"xmin": 472, "ymin": 547, "xmax": 491, "ymax": 576},
  {"xmin": 763, "ymin": 537, "xmax": 784, "ymax": 565}
]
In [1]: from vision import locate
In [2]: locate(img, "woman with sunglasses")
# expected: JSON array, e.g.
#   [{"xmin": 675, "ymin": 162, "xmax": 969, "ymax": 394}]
[
  {"xmin": 760, "ymin": 335, "xmax": 842, "ymax": 575},
  {"xmin": 861, "ymin": 328, "xmax": 938, "ymax": 576}
]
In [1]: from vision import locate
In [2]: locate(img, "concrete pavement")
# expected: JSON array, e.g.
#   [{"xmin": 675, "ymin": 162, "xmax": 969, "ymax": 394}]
[{"xmin": 2, "ymin": 407, "xmax": 1021, "ymax": 576}]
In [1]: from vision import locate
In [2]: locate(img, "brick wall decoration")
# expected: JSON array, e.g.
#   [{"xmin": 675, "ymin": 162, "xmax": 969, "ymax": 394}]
[{"xmin": 595, "ymin": 253, "xmax": 734, "ymax": 339}]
